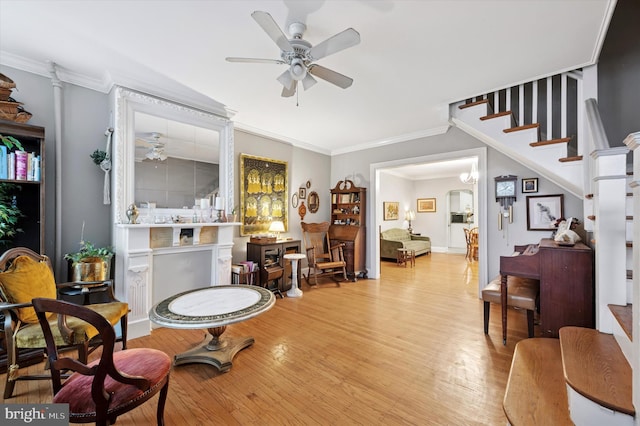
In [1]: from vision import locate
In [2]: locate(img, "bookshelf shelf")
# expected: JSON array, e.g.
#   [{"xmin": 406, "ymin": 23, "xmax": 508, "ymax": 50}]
[
  {"xmin": 0, "ymin": 119, "xmax": 45, "ymax": 253},
  {"xmin": 329, "ymin": 180, "xmax": 367, "ymax": 280}
]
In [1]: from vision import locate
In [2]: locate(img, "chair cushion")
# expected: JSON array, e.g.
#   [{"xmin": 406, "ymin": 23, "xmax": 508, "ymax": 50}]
[
  {"xmin": 15, "ymin": 302, "xmax": 129, "ymax": 348},
  {"xmin": 0, "ymin": 255, "xmax": 56, "ymax": 323},
  {"xmin": 53, "ymin": 348, "xmax": 171, "ymax": 418},
  {"xmin": 482, "ymin": 276, "xmax": 539, "ymax": 311}
]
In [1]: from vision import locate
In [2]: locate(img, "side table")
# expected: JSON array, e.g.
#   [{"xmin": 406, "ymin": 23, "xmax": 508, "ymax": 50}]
[
  {"xmin": 284, "ymin": 253, "xmax": 306, "ymax": 298},
  {"xmin": 397, "ymin": 248, "xmax": 416, "ymax": 267}
]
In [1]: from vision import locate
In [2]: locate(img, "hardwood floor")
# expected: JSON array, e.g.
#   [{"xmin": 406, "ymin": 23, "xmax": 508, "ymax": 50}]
[{"xmin": 1, "ymin": 253, "xmax": 534, "ymax": 425}]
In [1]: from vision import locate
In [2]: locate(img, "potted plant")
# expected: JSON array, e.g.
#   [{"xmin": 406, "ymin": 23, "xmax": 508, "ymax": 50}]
[{"xmin": 64, "ymin": 240, "xmax": 114, "ymax": 282}]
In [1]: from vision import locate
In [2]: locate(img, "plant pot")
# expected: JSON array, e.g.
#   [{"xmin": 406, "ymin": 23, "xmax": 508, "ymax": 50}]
[{"xmin": 71, "ymin": 256, "xmax": 111, "ymax": 282}]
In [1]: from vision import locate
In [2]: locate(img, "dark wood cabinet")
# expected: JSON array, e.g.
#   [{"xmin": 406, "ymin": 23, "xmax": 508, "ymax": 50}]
[
  {"xmin": 538, "ymin": 239, "xmax": 594, "ymax": 337},
  {"xmin": 246, "ymin": 240, "xmax": 301, "ymax": 292},
  {"xmin": 500, "ymin": 238, "xmax": 594, "ymax": 338},
  {"xmin": 329, "ymin": 180, "xmax": 366, "ymax": 280},
  {"xmin": 0, "ymin": 120, "xmax": 45, "ymax": 254}
]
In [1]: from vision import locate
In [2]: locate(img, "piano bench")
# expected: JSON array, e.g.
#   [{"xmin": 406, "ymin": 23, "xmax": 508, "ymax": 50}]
[{"xmin": 482, "ymin": 276, "xmax": 539, "ymax": 338}]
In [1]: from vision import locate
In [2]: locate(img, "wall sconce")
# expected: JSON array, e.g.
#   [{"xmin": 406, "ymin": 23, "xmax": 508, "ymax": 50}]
[
  {"xmin": 405, "ymin": 209, "xmax": 416, "ymax": 234},
  {"xmin": 268, "ymin": 220, "xmax": 285, "ymax": 240}
]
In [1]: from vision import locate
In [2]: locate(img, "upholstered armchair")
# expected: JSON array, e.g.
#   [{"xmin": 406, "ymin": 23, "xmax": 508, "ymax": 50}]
[{"xmin": 0, "ymin": 247, "xmax": 129, "ymax": 398}]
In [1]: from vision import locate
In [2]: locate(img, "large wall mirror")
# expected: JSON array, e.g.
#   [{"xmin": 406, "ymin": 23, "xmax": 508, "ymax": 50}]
[{"xmin": 111, "ymin": 87, "xmax": 234, "ymax": 224}]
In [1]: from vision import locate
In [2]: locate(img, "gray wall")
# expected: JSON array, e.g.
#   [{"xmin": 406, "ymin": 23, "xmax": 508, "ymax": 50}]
[
  {"xmin": 231, "ymin": 130, "xmax": 331, "ymax": 264},
  {"xmin": 598, "ymin": 0, "xmax": 640, "ymax": 147},
  {"xmin": 332, "ymin": 127, "xmax": 582, "ymax": 280}
]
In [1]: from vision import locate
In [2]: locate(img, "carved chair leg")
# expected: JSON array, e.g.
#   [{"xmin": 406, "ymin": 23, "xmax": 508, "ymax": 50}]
[
  {"xmin": 119, "ymin": 315, "xmax": 128, "ymax": 350},
  {"xmin": 157, "ymin": 378, "xmax": 170, "ymax": 426},
  {"xmin": 4, "ymin": 331, "xmax": 19, "ymax": 398}
]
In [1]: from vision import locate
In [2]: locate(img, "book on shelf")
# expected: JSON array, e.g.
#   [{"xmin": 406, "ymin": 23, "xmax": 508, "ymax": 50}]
[
  {"xmin": 0, "ymin": 145, "xmax": 7, "ymax": 179},
  {"xmin": 15, "ymin": 150, "xmax": 28, "ymax": 180}
]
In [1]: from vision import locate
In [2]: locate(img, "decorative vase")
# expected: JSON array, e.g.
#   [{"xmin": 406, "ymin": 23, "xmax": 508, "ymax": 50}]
[
  {"xmin": 71, "ymin": 256, "xmax": 111, "ymax": 282},
  {"xmin": 126, "ymin": 204, "xmax": 139, "ymax": 224}
]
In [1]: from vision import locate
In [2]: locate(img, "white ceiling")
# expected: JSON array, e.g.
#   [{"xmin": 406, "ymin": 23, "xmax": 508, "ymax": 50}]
[{"xmin": 0, "ymin": 0, "xmax": 615, "ymax": 167}]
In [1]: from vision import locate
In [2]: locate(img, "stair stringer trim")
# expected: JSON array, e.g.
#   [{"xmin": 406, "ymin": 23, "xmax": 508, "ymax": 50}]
[
  {"xmin": 451, "ymin": 115, "xmax": 584, "ymax": 198},
  {"xmin": 566, "ymin": 384, "xmax": 634, "ymax": 426}
]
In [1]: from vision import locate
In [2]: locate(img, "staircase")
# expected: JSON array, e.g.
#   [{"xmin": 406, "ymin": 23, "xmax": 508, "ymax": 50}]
[{"xmin": 450, "ymin": 66, "xmax": 640, "ymax": 424}]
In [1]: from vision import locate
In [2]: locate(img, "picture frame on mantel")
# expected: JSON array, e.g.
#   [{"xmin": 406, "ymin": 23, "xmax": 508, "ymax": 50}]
[{"xmin": 240, "ymin": 153, "xmax": 288, "ymax": 236}]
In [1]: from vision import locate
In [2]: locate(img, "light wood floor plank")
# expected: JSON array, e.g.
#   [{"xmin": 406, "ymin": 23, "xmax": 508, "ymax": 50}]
[{"xmin": 1, "ymin": 253, "xmax": 534, "ymax": 424}]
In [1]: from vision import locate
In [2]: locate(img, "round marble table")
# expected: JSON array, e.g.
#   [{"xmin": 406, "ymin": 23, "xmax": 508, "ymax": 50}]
[
  {"xmin": 149, "ymin": 285, "xmax": 275, "ymax": 372},
  {"xmin": 284, "ymin": 253, "xmax": 306, "ymax": 298}
]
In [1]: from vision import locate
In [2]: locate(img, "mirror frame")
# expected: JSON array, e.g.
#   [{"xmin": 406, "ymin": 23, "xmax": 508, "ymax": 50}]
[{"xmin": 112, "ymin": 87, "xmax": 234, "ymax": 223}]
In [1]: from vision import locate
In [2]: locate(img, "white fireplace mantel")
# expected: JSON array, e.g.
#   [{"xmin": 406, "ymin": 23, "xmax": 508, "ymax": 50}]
[{"xmin": 115, "ymin": 222, "xmax": 239, "ymax": 339}]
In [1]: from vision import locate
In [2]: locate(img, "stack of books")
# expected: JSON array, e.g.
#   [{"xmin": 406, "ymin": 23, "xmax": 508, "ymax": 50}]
[
  {"xmin": 231, "ymin": 261, "xmax": 258, "ymax": 284},
  {"xmin": 0, "ymin": 146, "xmax": 41, "ymax": 181}
]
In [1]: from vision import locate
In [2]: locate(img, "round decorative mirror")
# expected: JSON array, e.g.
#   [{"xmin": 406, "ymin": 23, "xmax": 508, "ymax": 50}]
[{"xmin": 308, "ymin": 191, "xmax": 319, "ymax": 213}]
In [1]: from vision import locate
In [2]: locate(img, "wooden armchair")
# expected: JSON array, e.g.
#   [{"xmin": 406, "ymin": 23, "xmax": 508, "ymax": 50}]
[
  {"xmin": 32, "ymin": 298, "xmax": 170, "ymax": 425},
  {"xmin": 301, "ymin": 222, "xmax": 347, "ymax": 286},
  {"xmin": 0, "ymin": 247, "xmax": 129, "ymax": 398}
]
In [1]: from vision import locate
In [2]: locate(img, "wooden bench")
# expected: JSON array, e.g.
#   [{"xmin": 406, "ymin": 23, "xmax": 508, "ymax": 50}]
[
  {"xmin": 482, "ymin": 275, "xmax": 539, "ymax": 339},
  {"xmin": 503, "ymin": 338, "xmax": 573, "ymax": 425}
]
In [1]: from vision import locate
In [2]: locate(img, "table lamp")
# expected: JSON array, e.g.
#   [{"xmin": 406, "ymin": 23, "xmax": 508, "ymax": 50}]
[
  {"xmin": 269, "ymin": 220, "xmax": 285, "ymax": 240},
  {"xmin": 405, "ymin": 210, "xmax": 416, "ymax": 234}
]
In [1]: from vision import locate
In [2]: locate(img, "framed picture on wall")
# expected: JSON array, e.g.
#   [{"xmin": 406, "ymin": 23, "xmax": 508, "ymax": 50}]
[
  {"xmin": 526, "ymin": 194, "xmax": 564, "ymax": 230},
  {"xmin": 522, "ymin": 178, "xmax": 538, "ymax": 193},
  {"xmin": 240, "ymin": 153, "xmax": 288, "ymax": 236},
  {"xmin": 417, "ymin": 198, "xmax": 436, "ymax": 213},
  {"xmin": 383, "ymin": 202, "xmax": 399, "ymax": 220}
]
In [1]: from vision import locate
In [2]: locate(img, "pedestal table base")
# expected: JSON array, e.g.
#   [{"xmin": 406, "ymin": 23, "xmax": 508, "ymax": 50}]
[{"xmin": 174, "ymin": 326, "xmax": 254, "ymax": 372}]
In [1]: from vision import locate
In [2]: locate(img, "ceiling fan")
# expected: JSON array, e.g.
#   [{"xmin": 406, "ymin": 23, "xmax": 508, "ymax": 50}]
[
  {"xmin": 136, "ymin": 132, "xmax": 167, "ymax": 161},
  {"xmin": 226, "ymin": 11, "xmax": 361, "ymax": 97}
]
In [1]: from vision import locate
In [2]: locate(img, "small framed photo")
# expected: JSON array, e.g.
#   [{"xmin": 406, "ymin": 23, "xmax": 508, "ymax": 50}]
[
  {"xmin": 522, "ymin": 178, "xmax": 538, "ymax": 193},
  {"xmin": 383, "ymin": 201, "xmax": 399, "ymax": 220},
  {"xmin": 417, "ymin": 198, "xmax": 436, "ymax": 213},
  {"xmin": 526, "ymin": 194, "xmax": 564, "ymax": 230},
  {"xmin": 298, "ymin": 187, "xmax": 306, "ymax": 199}
]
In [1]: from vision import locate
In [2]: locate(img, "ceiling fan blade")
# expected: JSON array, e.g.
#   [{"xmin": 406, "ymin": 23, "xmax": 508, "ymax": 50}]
[
  {"xmin": 251, "ymin": 11, "xmax": 294, "ymax": 53},
  {"xmin": 281, "ymin": 81, "xmax": 296, "ymax": 97},
  {"xmin": 302, "ymin": 73, "xmax": 317, "ymax": 90},
  {"xmin": 226, "ymin": 57, "xmax": 285, "ymax": 65},
  {"xmin": 308, "ymin": 28, "xmax": 361, "ymax": 61},
  {"xmin": 277, "ymin": 69, "xmax": 294, "ymax": 90},
  {"xmin": 308, "ymin": 65, "xmax": 354, "ymax": 89}
]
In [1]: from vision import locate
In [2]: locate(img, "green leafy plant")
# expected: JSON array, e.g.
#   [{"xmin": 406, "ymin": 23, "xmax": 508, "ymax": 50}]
[
  {"xmin": 64, "ymin": 240, "xmax": 114, "ymax": 265},
  {"xmin": 0, "ymin": 135, "xmax": 25, "ymax": 248},
  {"xmin": 1, "ymin": 134, "xmax": 23, "ymax": 151},
  {"xmin": 90, "ymin": 149, "xmax": 107, "ymax": 166},
  {"xmin": 0, "ymin": 183, "xmax": 23, "ymax": 248}
]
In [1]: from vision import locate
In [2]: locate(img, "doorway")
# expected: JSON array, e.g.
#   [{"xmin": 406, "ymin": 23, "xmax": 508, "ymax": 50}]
[{"xmin": 369, "ymin": 147, "xmax": 488, "ymax": 296}]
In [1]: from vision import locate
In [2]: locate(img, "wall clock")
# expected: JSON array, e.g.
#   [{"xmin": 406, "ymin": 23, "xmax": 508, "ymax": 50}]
[
  {"xmin": 494, "ymin": 175, "xmax": 517, "ymax": 229},
  {"xmin": 494, "ymin": 175, "xmax": 517, "ymax": 206}
]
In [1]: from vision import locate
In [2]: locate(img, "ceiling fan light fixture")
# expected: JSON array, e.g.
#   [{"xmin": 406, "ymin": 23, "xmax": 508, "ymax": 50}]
[{"xmin": 290, "ymin": 58, "xmax": 306, "ymax": 81}]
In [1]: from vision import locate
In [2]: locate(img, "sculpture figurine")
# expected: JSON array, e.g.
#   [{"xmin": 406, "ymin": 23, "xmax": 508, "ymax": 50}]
[{"xmin": 126, "ymin": 204, "xmax": 139, "ymax": 224}]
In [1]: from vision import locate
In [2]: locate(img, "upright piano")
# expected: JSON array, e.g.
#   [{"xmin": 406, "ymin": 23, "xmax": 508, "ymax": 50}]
[{"xmin": 499, "ymin": 238, "xmax": 594, "ymax": 340}]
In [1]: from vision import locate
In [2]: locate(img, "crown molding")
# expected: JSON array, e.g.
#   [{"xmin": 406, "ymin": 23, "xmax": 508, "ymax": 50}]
[{"xmin": 330, "ymin": 125, "xmax": 450, "ymax": 156}]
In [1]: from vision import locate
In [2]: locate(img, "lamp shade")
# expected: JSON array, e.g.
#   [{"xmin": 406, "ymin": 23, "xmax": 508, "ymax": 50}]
[
  {"xmin": 405, "ymin": 210, "xmax": 416, "ymax": 221},
  {"xmin": 268, "ymin": 221, "xmax": 285, "ymax": 233}
]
